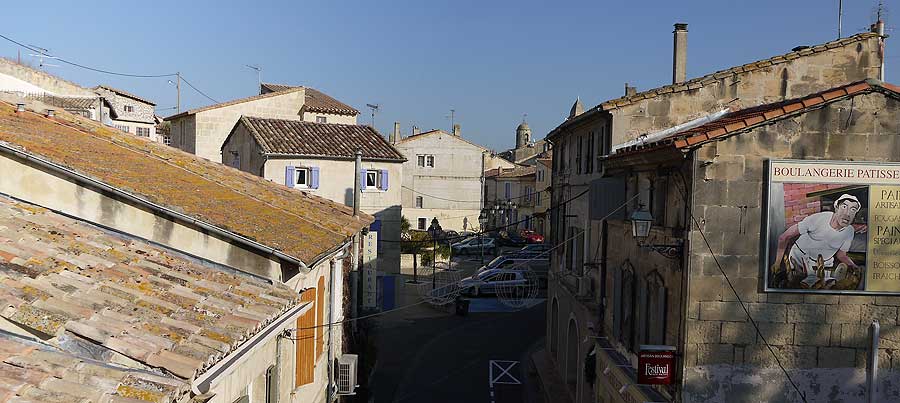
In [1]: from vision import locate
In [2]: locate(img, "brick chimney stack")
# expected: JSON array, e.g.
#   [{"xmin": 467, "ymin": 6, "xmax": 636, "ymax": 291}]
[
  {"xmin": 453, "ymin": 123, "xmax": 461, "ymax": 136},
  {"xmin": 625, "ymin": 83, "xmax": 637, "ymax": 96},
  {"xmin": 673, "ymin": 23, "xmax": 688, "ymax": 84}
]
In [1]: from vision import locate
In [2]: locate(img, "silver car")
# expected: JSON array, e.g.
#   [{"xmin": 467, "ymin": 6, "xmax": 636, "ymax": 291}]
[
  {"xmin": 451, "ymin": 237, "xmax": 496, "ymax": 255},
  {"xmin": 459, "ymin": 268, "xmax": 529, "ymax": 297}
]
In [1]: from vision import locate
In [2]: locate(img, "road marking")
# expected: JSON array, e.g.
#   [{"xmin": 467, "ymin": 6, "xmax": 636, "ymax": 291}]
[{"xmin": 488, "ymin": 360, "xmax": 521, "ymax": 403}]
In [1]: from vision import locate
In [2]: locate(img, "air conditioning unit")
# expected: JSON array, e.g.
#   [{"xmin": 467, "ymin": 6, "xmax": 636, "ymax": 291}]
[
  {"xmin": 335, "ymin": 354, "xmax": 358, "ymax": 395},
  {"xmin": 576, "ymin": 276, "xmax": 592, "ymax": 298}
]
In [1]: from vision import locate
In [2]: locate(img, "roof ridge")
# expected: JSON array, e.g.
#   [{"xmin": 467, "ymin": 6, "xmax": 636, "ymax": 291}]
[
  {"xmin": 165, "ymin": 87, "xmax": 305, "ymax": 120},
  {"xmin": 95, "ymin": 84, "xmax": 157, "ymax": 106}
]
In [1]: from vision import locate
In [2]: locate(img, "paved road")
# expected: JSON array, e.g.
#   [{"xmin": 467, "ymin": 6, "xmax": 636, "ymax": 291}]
[{"xmin": 372, "ymin": 249, "xmax": 547, "ymax": 403}]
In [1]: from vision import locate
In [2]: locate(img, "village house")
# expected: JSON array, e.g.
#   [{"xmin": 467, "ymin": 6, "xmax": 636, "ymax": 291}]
[
  {"xmin": 542, "ymin": 25, "xmax": 886, "ymax": 403},
  {"xmin": 0, "ymin": 99, "xmax": 372, "ymax": 402},
  {"xmin": 167, "ymin": 83, "xmax": 358, "ymax": 162},
  {"xmin": 534, "ymin": 156, "xmax": 552, "ymax": 236},
  {"xmin": 599, "ymin": 79, "xmax": 900, "ymax": 402},
  {"xmin": 95, "ymin": 85, "xmax": 158, "ymax": 140},
  {"xmin": 221, "ymin": 115, "xmax": 405, "ymax": 276},
  {"xmin": 484, "ymin": 165, "xmax": 538, "ymax": 233},
  {"xmin": 392, "ymin": 124, "xmax": 489, "ymax": 232}
]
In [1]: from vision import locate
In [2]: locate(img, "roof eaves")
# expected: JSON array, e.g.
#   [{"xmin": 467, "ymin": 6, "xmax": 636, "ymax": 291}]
[{"xmin": 165, "ymin": 88, "xmax": 304, "ymax": 121}]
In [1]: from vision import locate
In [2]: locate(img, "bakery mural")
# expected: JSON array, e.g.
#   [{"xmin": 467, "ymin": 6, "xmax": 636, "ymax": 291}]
[{"xmin": 765, "ymin": 160, "xmax": 900, "ymax": 294}]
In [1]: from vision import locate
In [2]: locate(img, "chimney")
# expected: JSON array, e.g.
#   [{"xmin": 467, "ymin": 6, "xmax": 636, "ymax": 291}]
[
  {"xmin": 624, "ymin": 83, "xmax": 637, "ymax": 97},
  {"xmin": 452, "ymin": 123, "xmax": 461, "ymax": 136},
  {"xmin": 46, "ymin": 109, "xmax": 55, "ymax": 118},
  {"xmin": 391, "ymin": 122, "xmax": 400, "ymax": 143},
  {"xmin": 412, "ymin": 126, "xmax": 420, "ymax": 135},
  {"xmin": 872, "ymin": 19, "xmax": 886, "ymax": 82},
  {"xmin": 673, "ymin": 23, "xmax": 688, "ymax": 84},
  {"xmin": 15, "ymin": 103, "xmax": 25, "ymax": 113}
]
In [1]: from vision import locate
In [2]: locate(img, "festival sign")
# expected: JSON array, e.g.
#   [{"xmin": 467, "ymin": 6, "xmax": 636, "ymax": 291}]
[
  {"xmin": 637, "ymin": 345, "xmax": 675, "ymax": 385},
  {"xmin": 765, "ymin": 160, "xmax": 900, "ymax": 294}
]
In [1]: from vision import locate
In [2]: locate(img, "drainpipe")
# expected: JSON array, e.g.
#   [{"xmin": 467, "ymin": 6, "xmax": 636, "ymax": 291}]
[
  {"xmin": 327, "ymin": 258, "xmax": 336, "ymax": 401},
  {"xmin": 354, "ymin": 150, "xmax": 362, "ymax": 217}
]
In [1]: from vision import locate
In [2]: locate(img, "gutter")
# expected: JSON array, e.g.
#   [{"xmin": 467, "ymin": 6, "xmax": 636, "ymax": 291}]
[
  {"xmin": 191, "ymin": 301, "xmax": 311, "ymax": 395},
  {"xmin": 264, "ymin": 153, "xmax": 407, "ymax": 164},
  {"xmin": 0, "ymin": 141, "xmax": 310, "ymax": 271}
]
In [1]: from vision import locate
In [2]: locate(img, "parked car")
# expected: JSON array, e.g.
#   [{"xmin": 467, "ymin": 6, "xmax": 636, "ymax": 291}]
[
  {"xmin": 520, "ymin": 244, "xmax": 551, "ymax": 254},
  {"xmin": 475, "ymin": 254, "xmax": 549, "ymax": 288},
  {"xmin": 458, "ymin": 269, "xmax": 532, "ymax": 296},
  {"xmin": 450, "ymin": 237, "xmax": 497, "ymax": 255},
  {"xmin": 497, "ymin": 231, "xmax": 527, "ymax": 247},
  {"xmin": 520, "ymin": 230, "xmax": 545, "ymax": 244}
]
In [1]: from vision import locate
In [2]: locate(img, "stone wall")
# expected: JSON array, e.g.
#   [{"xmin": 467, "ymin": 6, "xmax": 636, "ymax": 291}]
[
  {"xmin": 96, "ymin": 87, "xmax": 156, "ymax": 124},
  {"xmin": 683, "ymin": 91, "xmax": 900, "ymax": 402},
  {"xmin": 0, "ymin": 57, "xmax": 95, "ymax": 96}
]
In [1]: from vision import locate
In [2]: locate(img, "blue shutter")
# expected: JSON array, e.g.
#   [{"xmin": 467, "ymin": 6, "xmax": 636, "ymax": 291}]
[
  {"xmin": 360, "ymin": 169, "xmax": 367, "ymax": 190},
  {"xmin": 310, "ymin": 167, "xmax": 320, "ymax": 189},
  {"xmin": 380, "ymin": 169, "xmax": 389, "ymax": 190},
  {"xmin": 285, "ymin": 166, "xmax": 295, "ymax": 188}
]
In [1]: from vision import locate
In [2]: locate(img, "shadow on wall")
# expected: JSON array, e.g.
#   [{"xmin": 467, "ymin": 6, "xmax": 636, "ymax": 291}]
[{"xmin": 344, "ymin": 187, "xmax": 353, "ymax": 207}]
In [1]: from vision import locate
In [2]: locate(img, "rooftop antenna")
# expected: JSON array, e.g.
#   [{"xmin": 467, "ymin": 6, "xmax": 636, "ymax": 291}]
[
  {"xmin": 366, "ymin": 103, "xmax": 380, "ymax": 127},
  {"xmin": 522, "ymin": 113, "xmax": 528, "ymax": 123},
  {"xmin": 245, "ymin": 65, "xmax": 261, "ymax": 93},
  {"xmin": 448, "ymin": 109, "xmax": 455, "ymax": 132},
  {"xmin": 28, "ymin": 45, "xmax": 58, "ymax": 69}
]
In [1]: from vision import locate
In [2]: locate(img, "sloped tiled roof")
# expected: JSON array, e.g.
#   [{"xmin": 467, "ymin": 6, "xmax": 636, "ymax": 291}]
[
  {"xmin": 0, "ymin": 331, "xmax": 189, "ymax": 402},
  {"xmin": 235, "ymin": 116, "xmax": 406, "ymax": 161},
  {"xmin": 0, "ymin": 101, "xmax": 372, "ymax": 265},
  {"xmin": 261, "ymin": 83, "xmax": 359, "ymax": 116},
  {"xmin": 42, "ymin": 95, "xmax": 97, "ymax": 110},
  {"xmin": 95, "ymin": 85, "xmax": 157, "ymax": 106},
  {"xmin": 0, "ymin": 196, "xmax": 305, "ymax": 383},
  {"xmin": 164, "ymin": 87, "xmax": 305, "ymax": 121},
  {"xmin": 486, "ymin": 166, "xmax": 536, "ymax": 179},
  {"xmin": 551, "ymin": 32, "xmax": 881, "ymax": 137},
  {"xmin": 613, "ymin": 80, "xmax": 900, "ymax": 156},
  {"xmin": 394, "ymin": 128, "xmax": 491, "ymax": 151}
]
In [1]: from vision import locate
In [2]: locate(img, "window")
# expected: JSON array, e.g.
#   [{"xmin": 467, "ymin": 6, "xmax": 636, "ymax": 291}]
[
  {"xmin": 651, "ymin": 176, "xmax": 669, "ymax": 227},
  {"xmin": 575, "ymin": 136, "xmax": 582, "ymax": 174},
  {"xmin": 114, "ymin": 124, "xmax": 130, "ymax": 133},
  {"xmin": 366, "ymin": 170, "xmax": 378, "ymax": 188},
  {"xmin": 416, "ymin": 155, "xmax": 435, "ymax": 167},
  {"xmin": 415, "ymin": 196, "xmax": 423, "ymax": 208},
  {"xmin": 643, "ymin": 272, "xmax": 668, "ymax": 345},
  {"xmin": 586, "ymin": 131, "xmax": 594, "ymax": 173},
  {"xmin": 265, "ymin": 365, "xmax": 278, "ymax": 403},
  {"xmin": 362, "ymin": 169, "xmax": 389, "ymax": 191},
  {"xmin": 417, "ymin": 217, "xmax": 427, "ymax": 230},
  {"xmin": 620, "ymin": 265, "xmax": 636, "ymax": 351},
  {"xmin": 295, "ymin": 288, "xmax": 316, "ymax": 386},
  {"xmin": 296, "ymin": 168, "xmax": 309, "ymax": 188},
  {"xmin": 316, "ymin": 116, "xmax": 327, "ymax": 123},
  {"xmin": 136, "ymin": 127, "xmax": 150, "ymax": 137},
  {"xmin": 229, "ymin": 151, "xmax": 240, "ymax": 168},
  {"xmin": 123, "ymin": 105, "xmax": 134, "ymax": 112},
  {"xmin": 163, "ymin": 135, "xmax": 172, "ymax": 146}
]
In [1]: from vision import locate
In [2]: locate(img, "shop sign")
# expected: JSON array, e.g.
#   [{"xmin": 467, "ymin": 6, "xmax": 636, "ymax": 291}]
[
  {"xmin": 362, "ymin": 231, "xmax": 378, "ymax": 309},
  {"xmin": 637, "ymin": 345, "xmax": 675, "ymax": 385},
  {"xmin": 765, "ymin": 160, "xmax": 900, "ymax": 294}
]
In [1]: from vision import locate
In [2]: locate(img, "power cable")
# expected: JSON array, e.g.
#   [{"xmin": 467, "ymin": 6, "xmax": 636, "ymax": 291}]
[
  {"xmin": 179, "ymin": 75, "xmax": 220, "ymax": 104},
  {"xmin": 403, "ymin": 185, "xmax": 549, "ymax": 203},
  {"xmin": 672, "ymin": 171, "xmax": 808, "ymax": 403}
]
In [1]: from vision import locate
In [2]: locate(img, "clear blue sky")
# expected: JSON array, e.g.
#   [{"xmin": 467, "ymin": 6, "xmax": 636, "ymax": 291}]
[{"xmin": 2, "ymin": 1, "xmax": 895, "ymax": 150}]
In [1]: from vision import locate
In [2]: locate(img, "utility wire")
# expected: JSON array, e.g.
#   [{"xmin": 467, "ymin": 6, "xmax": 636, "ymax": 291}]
[
  {"xmin": 672, "ymin": 172, "xmax": 808, "ymax": 403},
  {"xmin": 403, "ymin": 185, "xmax": 549, "ymax": 203},
  {"xmin": 179, "ymin": 75, "xmax": 220, "ymax": 104}
]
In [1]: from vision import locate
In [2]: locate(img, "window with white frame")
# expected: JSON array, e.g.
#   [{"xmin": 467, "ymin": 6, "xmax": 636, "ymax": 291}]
[
  {"xmin": 136, "ymin": 127, "xmax": 150, "ymax": 137},
  {"xmin": 366, "ymin": 170, "xmax": 379, "ymax": 189},
  {"xmin": 295, "ymin": 167, "xmax": 310, "ymax": 188},
  {"xmin": 163, "ymin": 135, "xmax": 172, "ymax": 146},
  {"xmin": 426, "ymin": 155, "xmax": 434, "ymax": 167},
  {"xmin": 417, "ymin": 155, "xmax": 434, "ymax": 167},
  {"xmin": 415, "ymin": 196, "xmax": 423, "ymax": 208},
  {"xmin": 114, "ymin": 124, "xmax": 130, "ymax": 133},
  {"xmin": 417, "ymin": 155, "xmax": 425, "ymax": 167},
  {"xmin": 316, "ymin": 116, "xmax": 327, "ymax": 123}
]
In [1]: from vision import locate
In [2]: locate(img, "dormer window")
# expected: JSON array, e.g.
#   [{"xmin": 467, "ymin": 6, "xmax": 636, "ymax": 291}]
[{"xmin": 124, "ymin": 105, "xmax": 134, "ymax": 112}]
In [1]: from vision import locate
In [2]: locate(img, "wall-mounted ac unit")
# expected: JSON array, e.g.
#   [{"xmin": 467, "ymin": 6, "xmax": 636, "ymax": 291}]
[{"xmin": 335, "ymin": 354, "xmax": 358, "ymax": 395}]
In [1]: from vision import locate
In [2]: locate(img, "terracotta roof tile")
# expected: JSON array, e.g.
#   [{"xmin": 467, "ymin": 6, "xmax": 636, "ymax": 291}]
[
  {"xmin": 95, "ymin": 85, "xmax": 156, "ymax": 106},
  {"xmin": 236, "ymin": 116, "xmax": 405, "ymax": 161},
  {"xmin": 0, "ymin": 195, "xmax": 307, "ymax": 384},
  {"xmin": 261, "ymin": 83, "xmax": 359, "ymax": 116},
  {"xmin": 0, "ymin": 102, "xmax": 370, "ymax": 264},
  {"xmin": 611, "ymin": 80, "xmax": 898, "ymax": 158}
]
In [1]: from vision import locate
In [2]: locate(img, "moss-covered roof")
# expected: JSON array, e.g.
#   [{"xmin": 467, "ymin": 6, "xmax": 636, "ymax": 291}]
[{"xmin": 0, "ymin": 101, "xmax": 372, "ymax": 265}]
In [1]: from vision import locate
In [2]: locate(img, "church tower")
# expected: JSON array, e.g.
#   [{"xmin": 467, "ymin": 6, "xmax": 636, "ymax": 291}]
[{"xmin": 515, "ymin": 119, "xmax": 531, "ymax": 149}]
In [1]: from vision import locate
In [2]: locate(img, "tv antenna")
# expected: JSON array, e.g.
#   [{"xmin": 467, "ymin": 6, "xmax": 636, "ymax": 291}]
[
  {"xmin": 246, "ymin": 65, "xmax": 261, "ymax": 93},
  {"xmin": 366, "ymin": 103, "xmax": 380, "ymax": 127},
  {"xmin": 28, "ymin": 45, "xmax": 58, "ymax": 69}
]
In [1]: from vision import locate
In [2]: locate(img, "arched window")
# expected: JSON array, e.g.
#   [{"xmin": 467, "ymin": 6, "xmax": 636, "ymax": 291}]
[
  {"xmin": 619, "ymin": 263, "xmax": 635, "ymax": 350},
  {"xmin": 565, "ymin": 318, "xmax": 579, "ymax": 388},
  {"xmin": 550, "ymin": 298, "xmax": 560, "ymax": 355}
]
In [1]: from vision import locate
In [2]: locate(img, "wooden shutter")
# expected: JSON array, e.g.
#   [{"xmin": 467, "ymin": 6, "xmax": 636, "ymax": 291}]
[
  {"xmin": 310, "ymin": 167, "xmax": 320, "ymax": 189},
  {"xmin": 380, "ymin": 169, "xmax": 389, "ymax": 190},
  {"xmin": 285, "ymin": 166, "xmax": 295, "ymax": 187},
  {"xmin": 360, "ymin": 169, "xmax": 367, "ymax": 190},
  {"xmin": 295, "ymin": 288, "xmax": 316, "ymax": 386},
  {"xmin": 316, "ymin": 276, "xmax": 325, "ymax": 358}
]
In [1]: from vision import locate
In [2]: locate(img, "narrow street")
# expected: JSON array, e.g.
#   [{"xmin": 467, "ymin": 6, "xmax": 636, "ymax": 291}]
[{"xmin": 372, "ymin": 252, "xmax": 546, "ymax": 403}]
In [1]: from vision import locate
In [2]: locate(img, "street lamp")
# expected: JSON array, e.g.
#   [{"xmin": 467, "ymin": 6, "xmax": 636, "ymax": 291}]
[
  {"xmin": 629, "ymin": 208, "xmax": 682, "ymax": 259},
  {"xmin": 478, "ymin": 212, "xmax": 487, "ymax": 266},
  {"xmin": 428, "ymin": 217, "xmax": 443, "ymax": 290}
]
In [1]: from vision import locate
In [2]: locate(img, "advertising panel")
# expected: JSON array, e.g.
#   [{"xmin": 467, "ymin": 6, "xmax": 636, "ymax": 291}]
[
  {"xmin": 765, "ymin": 160, "xmax": 900, "ymax": 294},
  {"xmin": 637, "ymin": 345, "xmax": 675, "ymax": 385},
  {"xmin": 362, "ymin": 231, "xmax": 378, "ymax": 309}
]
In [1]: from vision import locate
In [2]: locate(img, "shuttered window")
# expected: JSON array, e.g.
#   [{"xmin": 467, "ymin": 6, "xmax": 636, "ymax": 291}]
[
  {"xmin": 316, "ymin": 276, "xmax": 325, "ymax": 358},
  {"xmin": 295, "ymin": 288, "xmax": 316, "ymax": 386}
]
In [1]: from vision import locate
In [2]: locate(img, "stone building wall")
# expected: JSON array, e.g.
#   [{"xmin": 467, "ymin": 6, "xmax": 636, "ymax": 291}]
[
  {"xmin": 0, "ymin": 57, "xmax": 95, "ymax": 96},
  {"xmin": 683, "ymin": 91, "xmax": 900, "ymax": 402}
]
